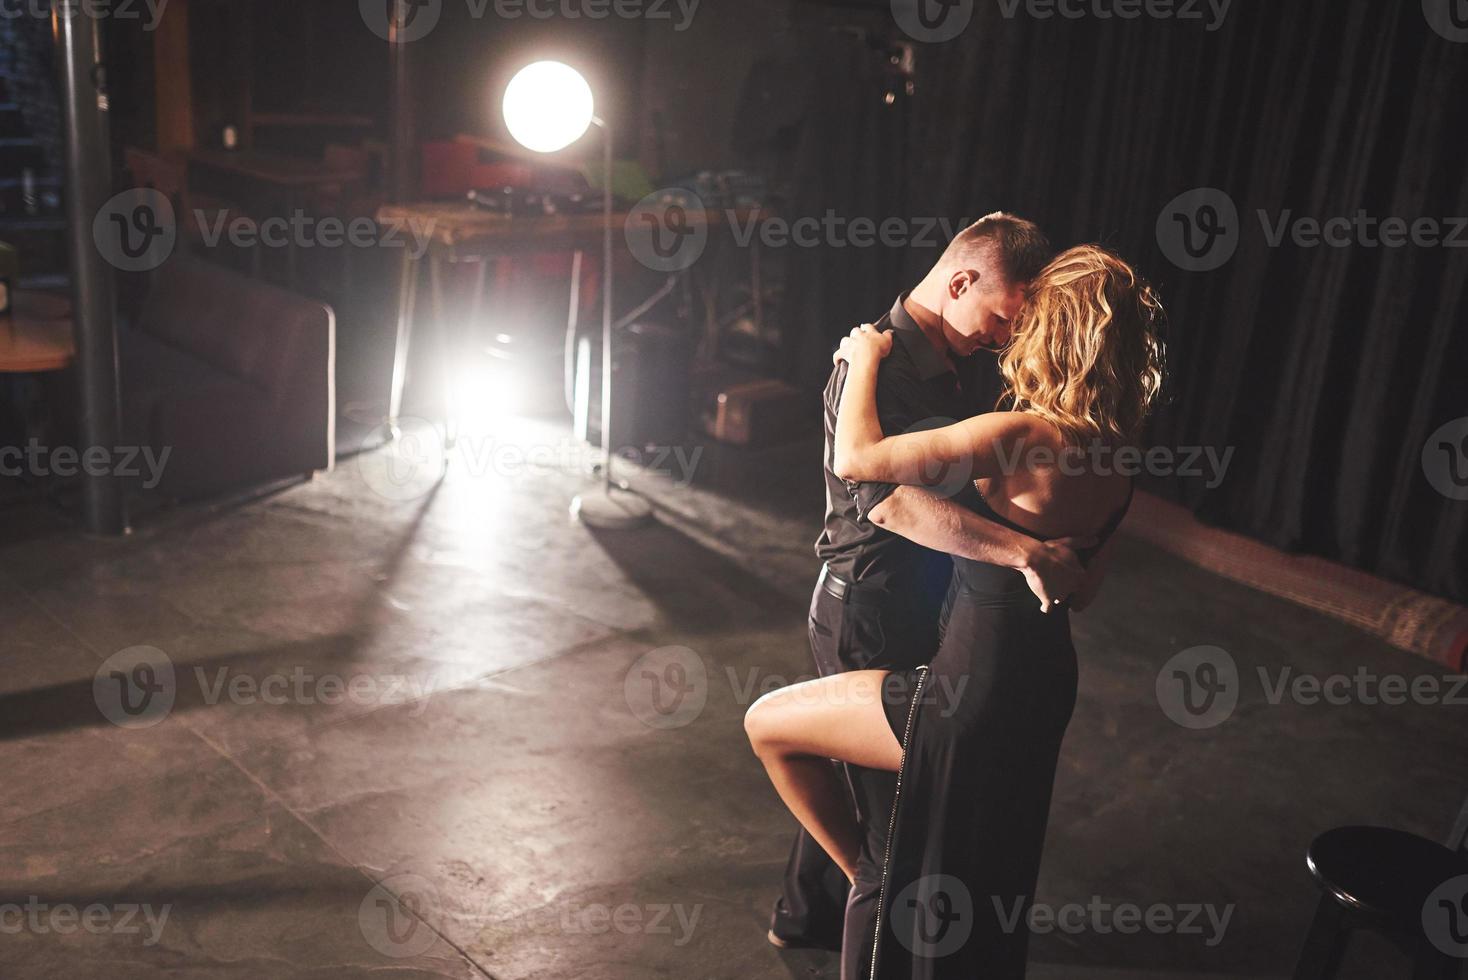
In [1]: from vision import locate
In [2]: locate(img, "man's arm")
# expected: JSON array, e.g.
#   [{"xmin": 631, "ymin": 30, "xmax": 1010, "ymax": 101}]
[{"xmin": 868, "ymin": 486, "xmax": 1094, "ymax": 612}]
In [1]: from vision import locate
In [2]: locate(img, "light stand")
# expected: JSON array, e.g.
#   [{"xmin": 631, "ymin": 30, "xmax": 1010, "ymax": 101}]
[
  {"xmin": 502, "ymin": 61, "xmax": 651, "ymax": 529},
  {"xmin": 567, "ymin": 116, "xmax": 653, "ymax": 529}
]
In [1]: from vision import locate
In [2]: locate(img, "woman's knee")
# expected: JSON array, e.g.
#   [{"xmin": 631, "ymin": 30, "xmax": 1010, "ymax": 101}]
[{"xmin": 743, "ymin": 690, "xmax": 787, "ymax": 758}]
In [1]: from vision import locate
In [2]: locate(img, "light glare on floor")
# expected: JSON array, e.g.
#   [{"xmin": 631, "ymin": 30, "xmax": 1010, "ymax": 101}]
[{"xmin": 455, "ymin": 364, "xmax": 523, "ymax": 433}]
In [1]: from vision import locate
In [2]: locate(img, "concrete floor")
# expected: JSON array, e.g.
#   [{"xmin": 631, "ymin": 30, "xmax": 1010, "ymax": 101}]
[{"xmin": 0, "ymin": 415, "xmax": 1462, "ymax": 979}]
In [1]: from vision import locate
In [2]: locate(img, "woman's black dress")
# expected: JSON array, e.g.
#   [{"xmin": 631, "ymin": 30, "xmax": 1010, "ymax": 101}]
[{"xmin": 860, "ymin": 486, "xmax": 1132, "ymax": 980}]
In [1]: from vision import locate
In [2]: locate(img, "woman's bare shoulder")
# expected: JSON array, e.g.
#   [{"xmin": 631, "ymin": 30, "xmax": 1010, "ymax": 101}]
[{"xmin": 973, "ymin": 411, "xmax": 1062, "ymax": 446}]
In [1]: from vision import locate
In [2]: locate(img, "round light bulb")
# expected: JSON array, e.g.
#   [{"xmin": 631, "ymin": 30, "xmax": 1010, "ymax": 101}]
[{"xmin": 502, "ymin": 61, "xmax": 594, "ymax": 154}]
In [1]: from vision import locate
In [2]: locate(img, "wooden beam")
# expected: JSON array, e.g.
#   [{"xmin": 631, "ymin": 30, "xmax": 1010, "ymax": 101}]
[{"xmin": 152, "ymin": 0, "xmax": 193, "ymax": 150}]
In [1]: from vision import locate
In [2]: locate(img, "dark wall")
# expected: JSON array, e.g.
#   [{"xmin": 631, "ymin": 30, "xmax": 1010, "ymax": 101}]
[
  {"xmin": 784, "ymin": 1, "xmax": 1468, "ymax": 601},
  {"xmin": 1, "ymin": 15, "xmax": 62, "ymax": 174},
  {"xmin": 635, "ymin": 0, "xmax": 793, "ymax": 177}
]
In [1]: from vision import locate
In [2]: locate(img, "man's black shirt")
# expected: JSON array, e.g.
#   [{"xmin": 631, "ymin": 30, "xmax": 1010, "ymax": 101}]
[{"xmin": 815, "ymin": 294, "xmax": 998, "ymax": 606}]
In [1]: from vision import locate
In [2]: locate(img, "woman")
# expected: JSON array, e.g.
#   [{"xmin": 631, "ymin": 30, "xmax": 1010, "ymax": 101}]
[{"xmin": 745, "ymin": 245, "xmax": 1166, "ymax": 978}]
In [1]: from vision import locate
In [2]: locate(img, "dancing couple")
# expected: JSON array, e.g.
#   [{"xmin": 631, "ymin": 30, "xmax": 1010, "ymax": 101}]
[{"xmin": 745, "ymin": 213, "xmax": 1165, "ymax": 979}]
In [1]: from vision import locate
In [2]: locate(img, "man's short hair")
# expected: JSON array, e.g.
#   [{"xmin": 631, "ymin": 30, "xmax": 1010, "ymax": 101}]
[{"xmin": 939, "ymin": 212, "xmax": 1053, "ymax": 289}]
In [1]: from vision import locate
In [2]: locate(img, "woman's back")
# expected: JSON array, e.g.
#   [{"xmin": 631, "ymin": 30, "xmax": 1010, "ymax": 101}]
[{"xmin": 974, "ymin": 412, "xmax": 1134, "ymax": 545}]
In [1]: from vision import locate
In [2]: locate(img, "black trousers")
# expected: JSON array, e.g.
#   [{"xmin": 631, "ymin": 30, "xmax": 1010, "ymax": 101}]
[{"xmin": 771, "ymin": 573, "xmax": 938, "ymax": 978}]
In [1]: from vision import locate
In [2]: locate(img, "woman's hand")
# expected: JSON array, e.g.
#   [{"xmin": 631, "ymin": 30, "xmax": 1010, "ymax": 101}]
[{"xmin": 833, "ymin": 324, "xmax": 894, "ymax": 368}]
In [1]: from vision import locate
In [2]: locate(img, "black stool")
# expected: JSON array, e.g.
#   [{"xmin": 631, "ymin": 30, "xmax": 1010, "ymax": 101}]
[{"xmin": 1293, "ymin": 795, "xmax": 1468, "ymax": 979}]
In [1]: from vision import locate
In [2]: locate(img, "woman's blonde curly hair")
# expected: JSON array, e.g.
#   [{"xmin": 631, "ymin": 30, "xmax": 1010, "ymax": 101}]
[{"xmin": 999, "ymin": 244, "xmax": 1166, "ymax": 445}]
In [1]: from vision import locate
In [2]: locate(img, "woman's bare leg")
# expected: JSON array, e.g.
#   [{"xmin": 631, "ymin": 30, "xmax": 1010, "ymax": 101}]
[{"xmin": 744, "ymin": 670, "xmax": 904, "ymax": 883}]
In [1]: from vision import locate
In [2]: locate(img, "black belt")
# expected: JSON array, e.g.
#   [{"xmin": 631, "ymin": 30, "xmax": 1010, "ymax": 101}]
[{"xmin": 817, "ymin": 564, "xmax": 888, "ymax": 604}]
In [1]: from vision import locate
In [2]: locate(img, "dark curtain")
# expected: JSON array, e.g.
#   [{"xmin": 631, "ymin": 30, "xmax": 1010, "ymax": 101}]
[
  {"xmin": 786, "ymin": 1, "xmax": 1468, "ymax": 603},
  {"xmin": 782, "ymin": 29, "xmax": 922, "ymax": 392}
]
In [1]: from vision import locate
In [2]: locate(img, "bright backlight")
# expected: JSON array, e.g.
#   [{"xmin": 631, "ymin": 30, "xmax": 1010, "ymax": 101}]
[{"xmin": 502, "ymin": 61, "xmax": 594, "ymax": 154}]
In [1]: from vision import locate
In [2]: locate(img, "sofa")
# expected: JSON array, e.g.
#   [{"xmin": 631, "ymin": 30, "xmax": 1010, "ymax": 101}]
[{"xmin": 120, "ymin": 256, "xmax": 335, "ymax": 500}]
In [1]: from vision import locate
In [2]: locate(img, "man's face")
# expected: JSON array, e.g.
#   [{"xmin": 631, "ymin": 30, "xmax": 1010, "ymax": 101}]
[{"xmin": 940, "ymin": 270, "xmax": 1026, "ymax": 357}]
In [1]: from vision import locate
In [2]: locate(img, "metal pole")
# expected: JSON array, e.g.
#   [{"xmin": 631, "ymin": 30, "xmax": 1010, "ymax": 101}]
[
  {"xmin": 387, "ymin": 0, "xmax": 415, "ymax": 203},
  {"xmin": 568, "ymin": 113, "xmax": 648, "ymax": 528},
  {"xmin": 384, "ymin": 0, "xmax": 417, "ymax": 437},
  {"xmin": 54, "ymin": 0, "xmax": 126, "ymax": 535},
  {"xmin": 600, "ymin": 118, "xmax": 613, "ymax": 493}
]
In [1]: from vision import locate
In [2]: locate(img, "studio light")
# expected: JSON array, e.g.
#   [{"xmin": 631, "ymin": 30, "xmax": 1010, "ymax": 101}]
[
  {"xmin": 502, "ymin": 61, "xmax": 652, "ymax": 530},
  {"xmin": 502, "ymin": 61, "xmax": 595, "ymax": 154}
]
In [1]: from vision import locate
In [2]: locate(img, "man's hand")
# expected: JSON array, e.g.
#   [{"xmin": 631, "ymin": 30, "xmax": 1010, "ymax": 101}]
[
  {"xmin": 1065, "ymin": 543, "xmax": 1110, "ymax": 613},
  {"xmin": 869, "ymin": 488, "xmax": 1101, "ymax": 614},
  {"xmin": 1019, "ymin": 537, "xmax": 1093, "ymax": 613}
]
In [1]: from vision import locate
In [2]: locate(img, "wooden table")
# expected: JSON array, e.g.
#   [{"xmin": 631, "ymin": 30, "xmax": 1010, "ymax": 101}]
[
  {"xmin": 374, "ymin": 202, "xmax": 770, "ymax": 441},
  {"xmin": 0, "ymin": 292, "xmax": 75, "ymax": 374},
  {"xmin": 187, "ymin": 147, "xmax": 365, "ymax": 188},
  {"xmin": 1, "ymin": 293, "xmax": 75, "ymax": 481}
]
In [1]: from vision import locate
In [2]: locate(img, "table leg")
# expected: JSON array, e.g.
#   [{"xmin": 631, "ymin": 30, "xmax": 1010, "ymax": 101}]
[
  {"xmin": 468, "ymin": 256, "xmax": 489, "ymax": 332},
  {"xmin": 566, "ymin": 248, "xmax": 582, "ymax": 414},
  {"xmin": 428, "ymin": 251, "xmax": 455, "ymax": 450},
  {"xmin": 387, "ymin": 246, "xmax": 420, "ymax": 433}
]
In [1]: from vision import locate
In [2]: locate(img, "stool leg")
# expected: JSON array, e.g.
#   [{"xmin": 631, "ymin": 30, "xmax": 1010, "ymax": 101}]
[{"xmin": 1293, "ymin": 895, "xmax": 1352, "ymax": 980}]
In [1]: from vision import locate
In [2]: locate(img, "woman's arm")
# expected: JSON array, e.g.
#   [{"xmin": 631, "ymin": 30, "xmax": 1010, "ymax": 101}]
[{"xmin": 832, "ymin": 326, "xmax": 1025, "ymax": 487}]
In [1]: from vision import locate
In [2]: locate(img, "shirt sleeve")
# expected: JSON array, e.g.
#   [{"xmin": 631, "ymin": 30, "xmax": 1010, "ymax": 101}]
[{"xmin": 825, "ymin": 356, "xmax": 926, "ymax": 522}]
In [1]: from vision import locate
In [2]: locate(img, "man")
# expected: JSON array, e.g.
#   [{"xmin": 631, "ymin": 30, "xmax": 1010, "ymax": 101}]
[{"xmin": 768, "ymin": 213, "xmax": 1100, "ymax": 972}]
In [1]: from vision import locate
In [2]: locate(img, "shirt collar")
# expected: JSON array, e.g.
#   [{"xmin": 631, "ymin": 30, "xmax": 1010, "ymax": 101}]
[{"xmin": 888, "ymin": 293, "xmax": 955, "ymax": 382}]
